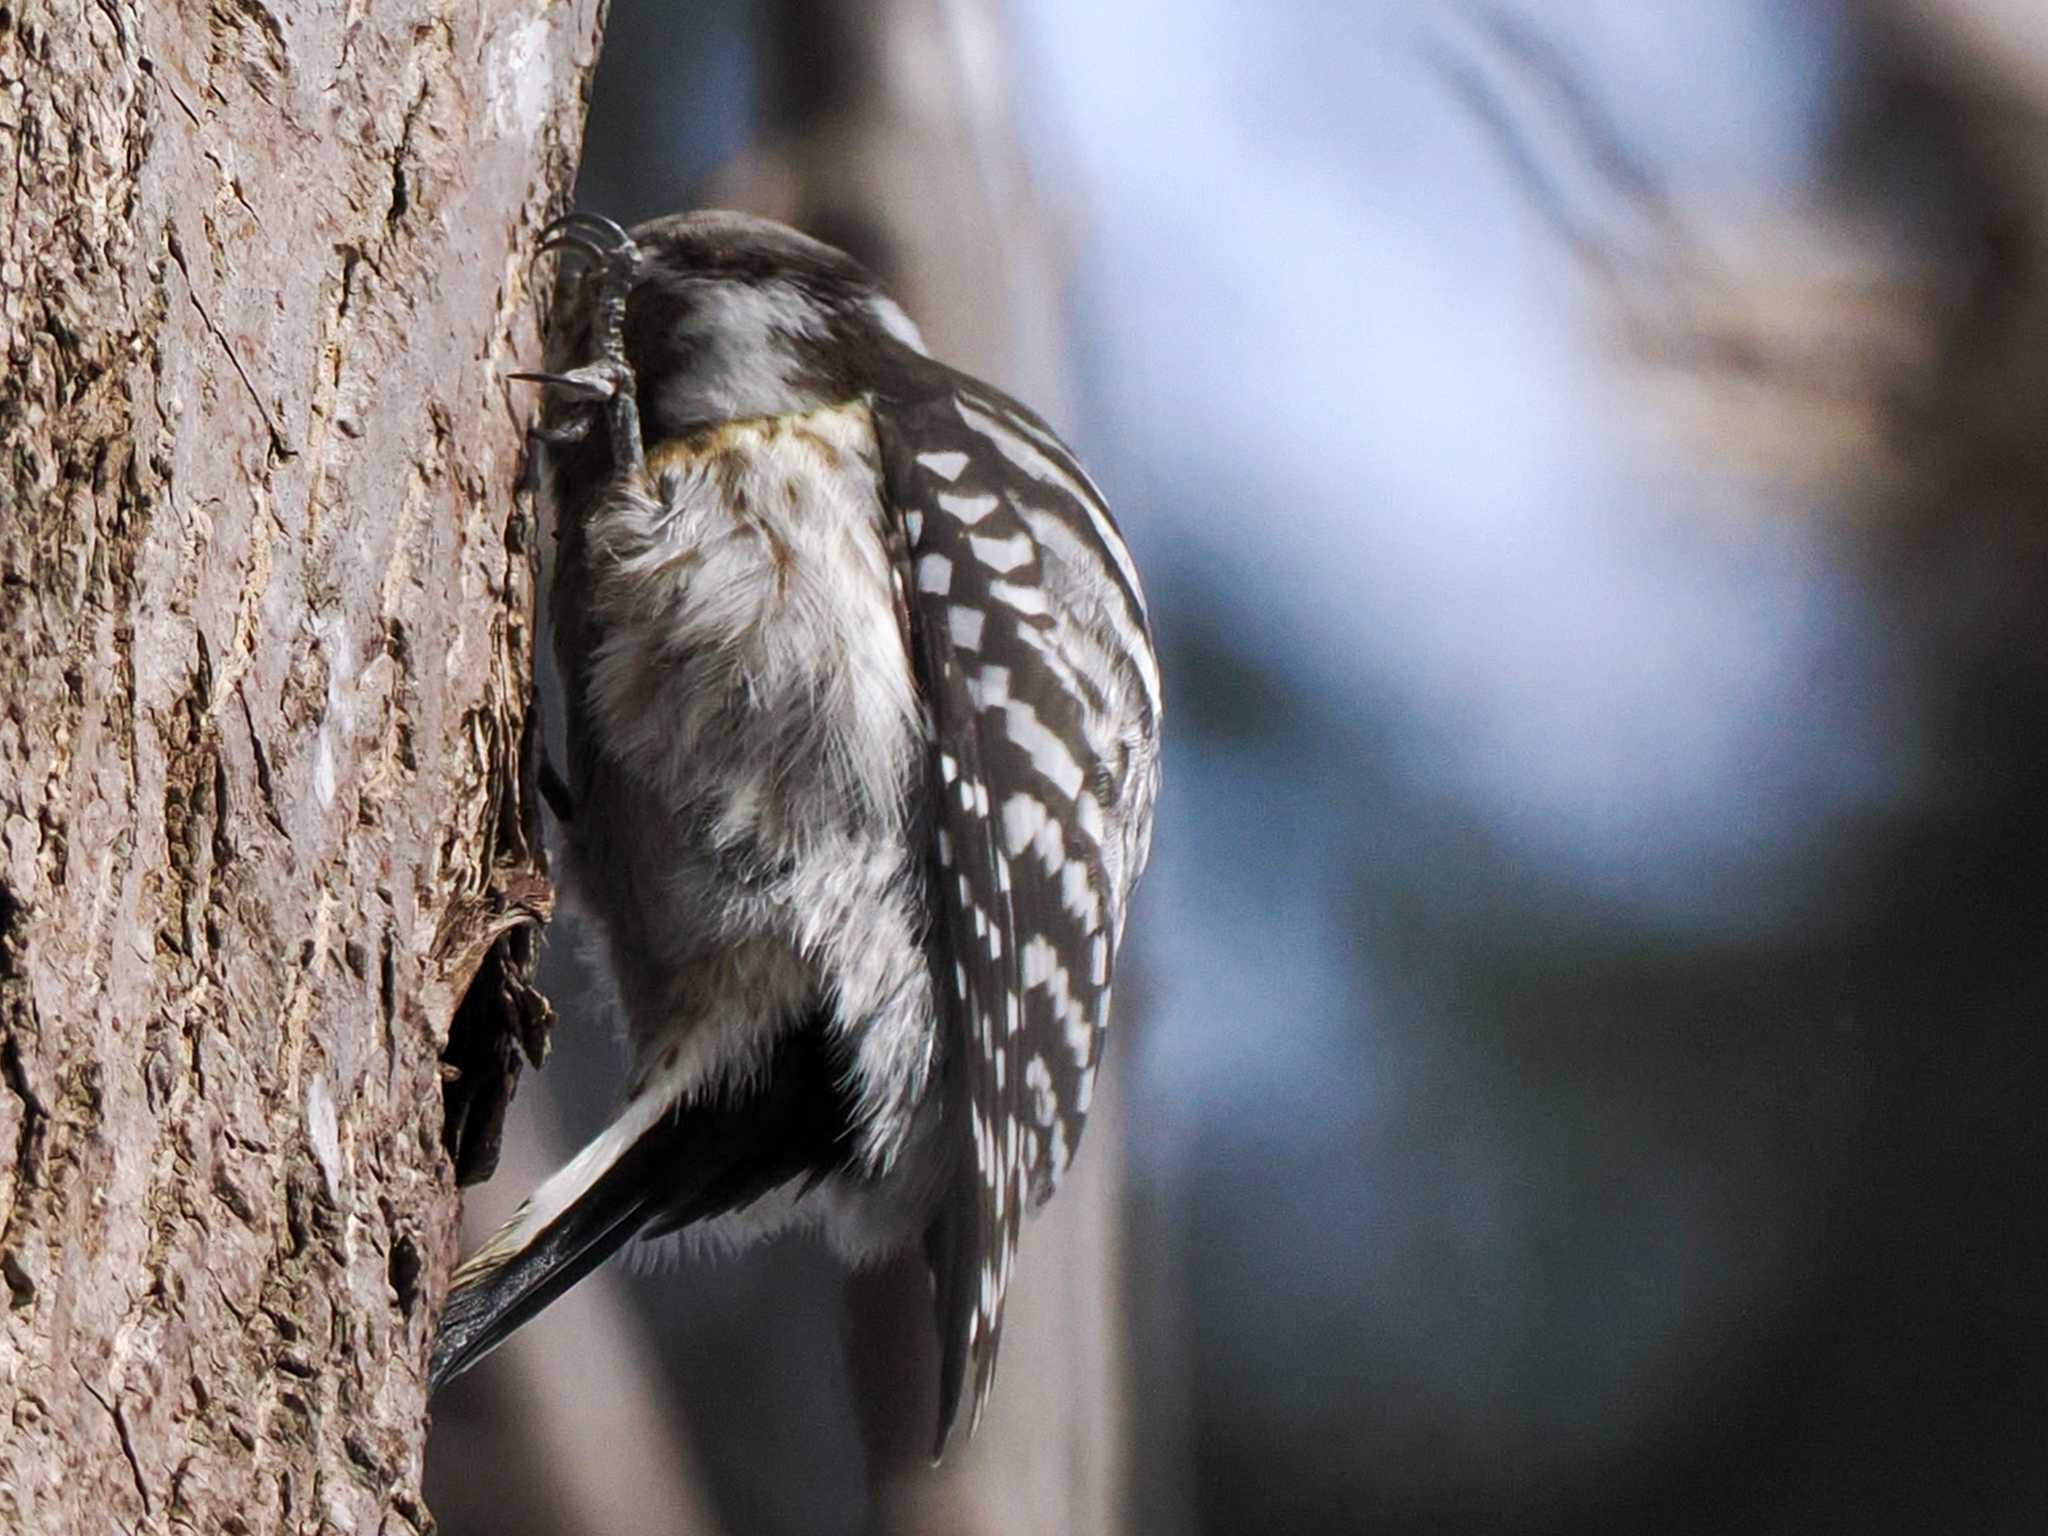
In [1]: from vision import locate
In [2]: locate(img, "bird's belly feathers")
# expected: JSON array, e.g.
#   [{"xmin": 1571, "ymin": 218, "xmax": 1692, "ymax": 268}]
[
  {"xmin": 576, "ymin": 400, "xmax": 917, "ymax": 812},
  {"xmin": 556, "ymin": 400, "xmax": 936, "ymax": 1159}
]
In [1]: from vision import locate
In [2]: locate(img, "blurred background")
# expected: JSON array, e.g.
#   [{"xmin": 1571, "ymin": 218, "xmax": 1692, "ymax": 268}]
[{"xmin": 428, "ymin": 1, "xmax": 2048, "ymax": 1531}]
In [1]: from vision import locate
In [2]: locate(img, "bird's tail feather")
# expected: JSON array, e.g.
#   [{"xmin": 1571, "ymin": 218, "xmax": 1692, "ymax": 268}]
[
  {"xmin": 429, "ymin": 1023, "xmax": 853, "ymax": 1394},
  {"xmin": 430, "ymin": 1114, "xmax": 665, "ymax": 1392}
]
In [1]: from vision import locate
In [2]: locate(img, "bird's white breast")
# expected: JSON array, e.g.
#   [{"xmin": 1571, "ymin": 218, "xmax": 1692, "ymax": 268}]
[
  {"xmin": 567, "ymin": 398, "xmax": 935, "ymax": 1170},
  {"xmin": 582, "ymin": 400, "xmax": 918, "ymax": 825}
]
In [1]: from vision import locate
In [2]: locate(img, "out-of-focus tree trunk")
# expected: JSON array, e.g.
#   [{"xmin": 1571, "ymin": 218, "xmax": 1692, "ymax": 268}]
[
  {"xmin": 427, "ymin": 1085, "xmax": 725, "ymax": 1536},
  {"xmin": 708, "ymin": 3, "xmax": 1130, "ymax": 1531},
  {"xmin": 0, "ymin": 2, "xmax": 601, "ymax": 1529},
  {"xmin": 1891, "ymin": 0, "xmax": 2048, "ymax": 98}
]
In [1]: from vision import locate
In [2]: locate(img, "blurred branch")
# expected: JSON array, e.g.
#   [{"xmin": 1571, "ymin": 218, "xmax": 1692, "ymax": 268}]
[
  {"xmin": 1424, "ymin": 2, "xmax": 1687, "ymax": 286},
  {"xmin": 706, "ymin": 0, "xmax": 1073, "ymax": 406},
  {"xmin": 1434, "ymin": 5, "xmax": 1967, "ymax": 499}
]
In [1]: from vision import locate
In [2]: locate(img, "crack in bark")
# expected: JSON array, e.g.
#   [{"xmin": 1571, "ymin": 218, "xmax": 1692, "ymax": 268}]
[
  {"xmin": 0, "ymin": 1021, "xmax": 45, "ymax": 1256},
  {"xmin": 236, "ymin": 686, "xmax": 288, "ymax": 837},
  {"xmin": 385, "ymin": 83, "xmax": 429, "ymax": 234},
  {"xmin": 140, "ymin": 55, "xmax": 206, "ymax": 131},
  {"xmin": 165, "ymin": 228, "xmax": 292, "ymax": 460},
  {"xmin": 77, "ymin": 1373, "xmax": 152, "ymax": 1517}
]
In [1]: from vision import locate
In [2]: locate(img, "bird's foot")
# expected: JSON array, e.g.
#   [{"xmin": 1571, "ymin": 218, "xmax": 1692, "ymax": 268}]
[{"xmin": 515, "ymin": 211, "xmax": 648, "ymax": 479}]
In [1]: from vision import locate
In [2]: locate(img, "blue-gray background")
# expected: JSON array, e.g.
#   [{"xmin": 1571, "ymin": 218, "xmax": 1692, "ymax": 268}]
[{"xmin": 433, "ymin": 3, "xmax": 2048, "ymax": 1531}]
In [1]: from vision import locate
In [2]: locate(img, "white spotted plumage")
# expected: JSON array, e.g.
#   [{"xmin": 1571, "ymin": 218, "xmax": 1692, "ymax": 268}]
[
  {"xmin": 434, "ymin": 210, "xmax": 1159, "ymax": 1459},
  {"xmin": 876, "ymin": 359, "xmax": 1161, "ymax": 1431}
]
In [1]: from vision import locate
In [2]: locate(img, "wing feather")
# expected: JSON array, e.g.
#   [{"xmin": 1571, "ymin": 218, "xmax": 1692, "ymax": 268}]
[{"xmin": 872, "ymin": 373, "xmax": 1156, "ymax": 1450}]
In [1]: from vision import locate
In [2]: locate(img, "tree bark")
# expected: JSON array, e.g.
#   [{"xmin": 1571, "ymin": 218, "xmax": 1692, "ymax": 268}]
[{"xmin": 0, "ymin": 2, "xmax": 601, "ymax": 1530}]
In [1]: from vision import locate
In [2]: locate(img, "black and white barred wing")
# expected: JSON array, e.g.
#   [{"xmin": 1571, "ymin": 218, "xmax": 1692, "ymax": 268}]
[{"xmin": 873, "ymin": 375, "xmax": 1161, "ymax": 1450}]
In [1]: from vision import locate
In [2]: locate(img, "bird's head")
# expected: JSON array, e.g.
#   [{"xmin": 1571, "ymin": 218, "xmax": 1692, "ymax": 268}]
[{"xmin": 544, "ymin": 209, "xmax": 930, "ymax": 437}]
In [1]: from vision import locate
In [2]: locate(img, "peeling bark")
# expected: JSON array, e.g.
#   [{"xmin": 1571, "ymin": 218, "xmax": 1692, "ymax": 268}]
[{"xmin": 0, "ymin": 1, "xmax": 602, "ymax": 1530}]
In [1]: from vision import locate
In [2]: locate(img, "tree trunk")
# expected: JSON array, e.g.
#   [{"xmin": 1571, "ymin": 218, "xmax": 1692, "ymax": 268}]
[{"xmin": 0, "ymin": 2, "xmax": 601, "ymax": 1530}]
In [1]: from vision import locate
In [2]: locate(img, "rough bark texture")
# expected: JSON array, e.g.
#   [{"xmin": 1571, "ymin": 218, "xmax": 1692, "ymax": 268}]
[{"xmin": 0, "ymin": 1, "xmax": 602, "ymax": 1530}]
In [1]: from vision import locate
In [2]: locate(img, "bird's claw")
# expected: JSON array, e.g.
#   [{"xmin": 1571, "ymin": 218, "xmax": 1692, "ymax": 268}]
[
  {"xmin": 521, "ymin": 210, "xmax": 648, "ymax": 478},
  {"xmin": 509, "ymin": 362, "xmax": 628, "ymax": 404},
  {"xmin": 534, "ymin": 211, "xmax": 643, "ymax": 338},
  {"xmin": 538, "ymin": 211, "xmax": 635, "ymax": 262}
]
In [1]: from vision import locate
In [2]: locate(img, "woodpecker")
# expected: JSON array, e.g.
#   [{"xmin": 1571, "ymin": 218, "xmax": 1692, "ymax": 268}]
[{"xmin": 431, "ymin": 211, "xmax": 1162, "ymax": 1452}]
